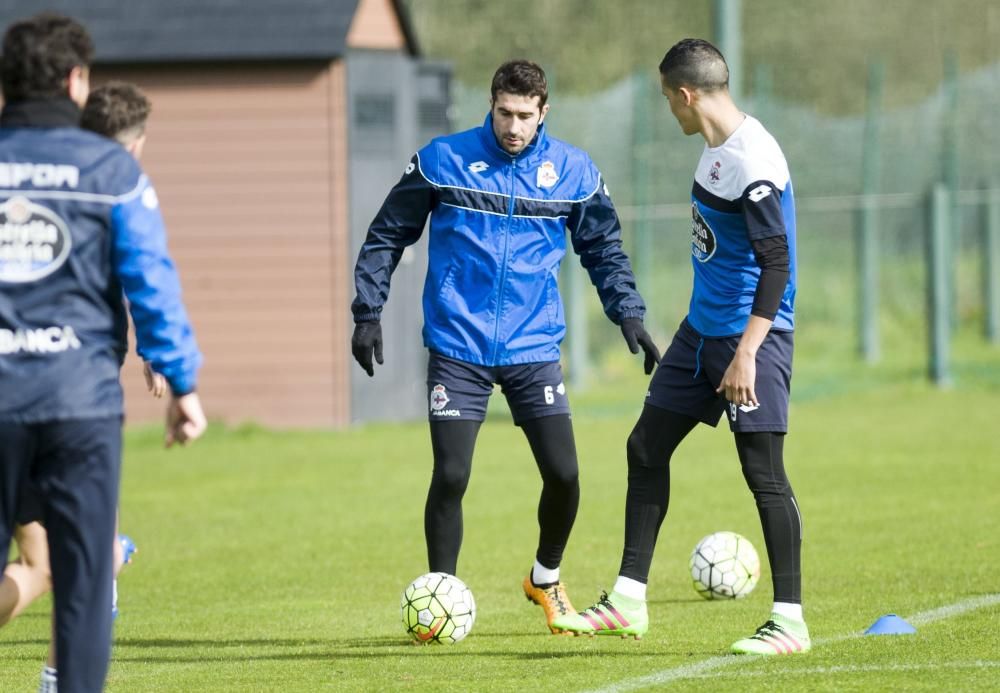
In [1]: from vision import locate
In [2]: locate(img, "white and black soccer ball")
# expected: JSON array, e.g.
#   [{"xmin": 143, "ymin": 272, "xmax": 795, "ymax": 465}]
[
  {"xmin": 689, "ymin": 531, "xmax": 760, "ymax": 600},
  {"xmin": 400, "ymin": 572, "xmax": 476, "ymax": 644}
]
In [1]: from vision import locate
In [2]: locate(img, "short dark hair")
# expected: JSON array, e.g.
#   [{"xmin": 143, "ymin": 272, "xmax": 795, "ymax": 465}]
[
  {"xmin": 490, "ymin": 60, "xmax": 548, "ymax": 107},
  {"xmin": 659, "ymin": 38, "xmax": 729, "ymax": 92},
  {"xmin": 81, "ymin": 82, "xmax": 152, "ymax": 142},
  {"xmin": 1, "ymin": 13, "xmax": 94, "ymax": 102}
]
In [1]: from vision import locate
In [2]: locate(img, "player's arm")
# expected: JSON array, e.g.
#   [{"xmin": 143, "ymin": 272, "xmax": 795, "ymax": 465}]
[
  {"xmin": 110, "ymin": 175, "xmax": 205, "ymax": 445},
  {"xmin": 567, "ymin": 174, "xmax": 660, "ymax": 373},
  {"xmin": 350, "ymin": 153, "xmax": 437, "ymax": 376},
  {"xmin": 717, "ymin": 180, "xmax": 791, "ymax": 406}
]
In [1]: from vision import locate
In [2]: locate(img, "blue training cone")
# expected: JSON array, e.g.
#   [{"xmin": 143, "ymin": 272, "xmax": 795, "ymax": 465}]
[{"xmin": 864, "ymin": 614, "xmax": 917, "ymax": 635}]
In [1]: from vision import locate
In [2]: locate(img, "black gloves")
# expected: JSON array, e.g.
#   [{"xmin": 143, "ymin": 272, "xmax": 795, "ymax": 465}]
[
  {"xmin": 351, "ymin": 321, "xmax": 383, "ymax": 377},
  {"xmin": 620, "ymin": 318, "xmax": 661, "ymax": 375}
]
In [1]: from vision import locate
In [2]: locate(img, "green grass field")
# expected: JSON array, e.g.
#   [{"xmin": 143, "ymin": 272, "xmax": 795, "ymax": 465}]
[{"xmin": 2, "ymin": 356, "xmax": 999, "ymax": 691}]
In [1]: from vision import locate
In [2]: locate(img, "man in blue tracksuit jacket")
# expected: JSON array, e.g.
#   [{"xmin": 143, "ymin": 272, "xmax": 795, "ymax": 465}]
[
  {"xmin": 0, "ymin": 14, "xmax": 205, "ymax": 691},
  {"xmin": 351, "ymin": 60, "xmax": 660, "ymax": 633}
]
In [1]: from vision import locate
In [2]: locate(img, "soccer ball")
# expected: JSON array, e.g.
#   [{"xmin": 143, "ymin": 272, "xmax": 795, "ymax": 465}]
[
  {"xmin": 400, "ymin": 572, "xmax": 476, "ymax": 644},
  {"xmin": 689, "ymin": 531, "xmax": 760, "ymax": 600}
]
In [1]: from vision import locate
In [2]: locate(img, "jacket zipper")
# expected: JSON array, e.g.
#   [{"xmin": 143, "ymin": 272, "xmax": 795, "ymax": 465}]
[{"xmin": 491, "ymin": 155, "xmax": 517, "ymax": 364}]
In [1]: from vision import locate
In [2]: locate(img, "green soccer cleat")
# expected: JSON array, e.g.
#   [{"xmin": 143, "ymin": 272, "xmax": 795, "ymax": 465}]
[
  {"xmin": 551, "ymin": 590, "xmax": 648, "ymax": 639},
  {"xmin": 731, "ymin": 613, "xmax": 811, "ymax": 655}
]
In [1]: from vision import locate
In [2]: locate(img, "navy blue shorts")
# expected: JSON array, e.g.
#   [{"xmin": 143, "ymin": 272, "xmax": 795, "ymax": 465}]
[
  {"xmin": 646, "ymin": 319, "xmax": 793, "ymax": 433},
  {"xmin": 426, "ymin": 352, "xmax": 570, "ymax": 425}
]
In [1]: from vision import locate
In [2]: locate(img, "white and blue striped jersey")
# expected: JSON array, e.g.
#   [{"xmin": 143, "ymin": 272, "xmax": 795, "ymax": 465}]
[{"xmin": 687, "ymin": 115, "xmax": 796, "ymax": 337}]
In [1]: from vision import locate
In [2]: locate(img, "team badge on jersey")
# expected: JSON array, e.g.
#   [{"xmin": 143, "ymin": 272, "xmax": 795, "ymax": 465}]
[
  {"xmin": 709, "ymin": 160, "xmax": 721, "ymax": 185},
  {"xmin": 691, "ymin": 203, "xmax": 717, "ymax": 262},
  {"xmin": 536, "ymin": 161, "xmax": 559, "ymax": 188},
  {"xmin": 0, "ymin": 196, "xmax": 73, "ymax": 283}
]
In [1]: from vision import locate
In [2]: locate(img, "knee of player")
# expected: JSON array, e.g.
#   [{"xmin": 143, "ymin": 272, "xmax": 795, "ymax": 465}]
[
  {"xmin": 626, "ymin": 431, "xmax": 668, "ymax": 469},
  {"xmin": 431, "ymin": 466, "xmax": 472, "ymax": 496},
  {"xmin": 541, "ymin": 464, "xmax": 579, "ymax": 489}
]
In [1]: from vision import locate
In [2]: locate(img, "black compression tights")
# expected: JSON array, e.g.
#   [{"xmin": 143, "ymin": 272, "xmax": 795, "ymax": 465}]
[
  {"xmin": 735, "ymin": 430, "xmax": 802, "ymax": 604},
  {"xmin": 619, "ymin": 405, "xmax": 802, "ymax": 604},
  {"xmin": 425, "ymin": 415, "xmax": 579, "ymax": 576},
  {"xmin": 618, "ymin": 406, "xmax": 698, "ymax": 583}
]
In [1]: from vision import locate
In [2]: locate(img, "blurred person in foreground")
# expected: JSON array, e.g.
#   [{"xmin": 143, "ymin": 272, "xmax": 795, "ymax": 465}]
[
  {"xmin": 555, "ymin": 39, "xmax": 810, "ymax": 655},
  {"xmin": 0, "ymin": 79, "xmax": 164, "ymax": 687},
  {"xmin": 351, "ymin": 59, "xmax": 659, "ymax": 633},
  {"xmin": 0, "ymin": 14, "xmax": 204, "ymax": 691}
]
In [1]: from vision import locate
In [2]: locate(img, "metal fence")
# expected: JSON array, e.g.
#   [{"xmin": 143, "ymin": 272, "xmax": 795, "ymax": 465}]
[{"xmin": 446, "ymin": 57, "xmax": 1000, "ymax": 388}]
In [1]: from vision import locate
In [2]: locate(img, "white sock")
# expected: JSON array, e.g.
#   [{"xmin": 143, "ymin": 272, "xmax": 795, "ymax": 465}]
[
  {"xmin": 613, "ymin": 575, "xmax": 647, "ymax": 602},
  {"xmin": 113, "ymin": 579, "xmax": 119, "ymax": 609},
  {"xmin": 40, "ymin": 666, "xmax": 58, "ymax": 693},
  {"xmin": 531, "ymin": 560, "xmax": 559, "ymax": 586},
  {"xmin": 772, "ymin": 601, "xmax": 803, "ymax": 622}
]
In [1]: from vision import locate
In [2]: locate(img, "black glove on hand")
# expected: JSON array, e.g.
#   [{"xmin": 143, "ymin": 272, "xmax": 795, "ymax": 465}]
[
  {"xmin": 620, "ymin": 318, "xmax": 661, "ymax": 375},
  {"xmin": 351, "ymin": 321, "xmax": 383, "ymax": 377}
]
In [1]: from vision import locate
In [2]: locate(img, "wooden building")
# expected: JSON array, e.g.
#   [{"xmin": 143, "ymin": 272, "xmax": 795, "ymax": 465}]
[{"xmin": 1, "ymin": 0, "xmax": 450, "ymax": 427}]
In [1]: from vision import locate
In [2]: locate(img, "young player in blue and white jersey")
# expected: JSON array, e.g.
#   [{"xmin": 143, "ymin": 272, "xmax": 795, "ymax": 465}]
[
  {"xmin": 555, "ymin": 39, "xmax": 810, "ymax": 655},
  {"xmin": 352, "ymin": 60, "xmax": 660, "ymax": 634}
]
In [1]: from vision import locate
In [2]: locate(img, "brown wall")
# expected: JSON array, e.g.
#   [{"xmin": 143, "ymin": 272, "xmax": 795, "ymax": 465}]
[{"xmin": 99, "ymin": 62, "xmax": 351, "ymax": 428}]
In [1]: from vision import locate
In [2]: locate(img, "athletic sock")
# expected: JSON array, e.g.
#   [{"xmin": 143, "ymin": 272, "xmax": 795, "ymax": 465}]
[
  {"xmin": 39, "ymin": 666, "xmax": 57, "ymax": 693},
  {"xmin": 613, "ymin": 575, "xmax": 647, "ymax": 602},
  {"xmin": 772, "ymin": 601, "xmax": 803, "ymax": 622},
  {"xmin": 532, "ymin": 560, "xmax": 559, "ymax": 587}
]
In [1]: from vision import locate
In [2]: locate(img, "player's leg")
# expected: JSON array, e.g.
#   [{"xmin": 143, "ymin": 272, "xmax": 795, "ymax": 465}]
[
  {"xmin": 424, "ymin": 353, "xmax": 493, "ymax": 576},
  {"xmin": 729, "ymin": 430, "xmax": 809, "ymax": 653},
  {"xmin": 556, "ymin": 406, "xmax": 699, "ymax": 638},
  {"xmin": 618, "ymin": 406, "xmax": 700, "ymax": 586},
  {"xmin": 37, "ymin": 417, "xmax": 121, "ymax": 690},
  {"xmin": 498, "ymin": 362, "xmax": 580, "ymax": 630},
  {"xmin": 521, "ymin": 414, "xmax": 578, "ymax": 578},
  {"xmin": 0, "ymin": 522, "xmax": 52, "ymax": 626},
  {"xmin": 555, "ymin": 320, "xmax": 723, "ymax": 637},
  {"xmin": 519, "ymin": 414, "xmax": 579, "ymax": 630},
  {"xmin": 112, "ymin": 513, "xmax": 138, "ymax": 620},
  {"xmin": 426, "ymin": 420, "xmax": 481, "ymax": 575},
  {"xmin": 0, "ymin": 422, "xmax": 39, "ymax": 626},
  {"xmin": 711, "ymin": 329, "xmax": 809, "ymax": 654}
]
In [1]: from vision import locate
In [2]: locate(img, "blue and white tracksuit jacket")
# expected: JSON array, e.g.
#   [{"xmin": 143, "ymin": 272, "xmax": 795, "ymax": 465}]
[
  {"xmin": 0, "ymin": 98, "xmax": 201, "ymax": 423},
  {"xmin": 352, "ymin": 113, "xmax": 645, "ymax": 366}
]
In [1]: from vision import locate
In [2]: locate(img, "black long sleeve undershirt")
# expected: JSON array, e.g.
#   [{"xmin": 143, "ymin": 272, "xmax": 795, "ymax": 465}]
[{"xmin": 749, "ymin": 234, "xmax": 790, "ymax": 320}]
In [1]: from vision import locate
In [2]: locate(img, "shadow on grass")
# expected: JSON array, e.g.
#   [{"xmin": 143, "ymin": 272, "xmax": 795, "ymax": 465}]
[
  {"xmin": 114, "ymin": 637, "xmax": 331, "ymax": 648},
  {"xmin": 104, "ymin": 634, "xmax": 689, "ymax": 664}
]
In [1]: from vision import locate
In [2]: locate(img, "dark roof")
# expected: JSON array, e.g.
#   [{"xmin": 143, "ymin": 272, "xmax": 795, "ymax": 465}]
[{"xmin": 1, "ymin": 0, "xmax": 419, "ymax": 63}]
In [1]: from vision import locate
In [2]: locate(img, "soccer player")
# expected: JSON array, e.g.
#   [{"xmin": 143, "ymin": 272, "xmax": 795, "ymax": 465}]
[
  {"xmin": 0, "ymin": 80, "xmax": 161, "ymax": 687},
  {"xmin": 554, "ymin": 39, "xmax": 810, "ymax": 654},
  {"xmin": 351, "ymin": 60, "xmax": 659, "ymax": 633},
  {"xmin": 0, "ymin": 13, "xmax": 206, "ymax": 692}
]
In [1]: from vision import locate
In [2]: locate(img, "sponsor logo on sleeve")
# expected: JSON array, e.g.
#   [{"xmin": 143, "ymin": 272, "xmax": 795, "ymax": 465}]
[
  {"xmin": 0, "ymin": 196, "xmax": 72, "ymax": 283},
  {"xmin": 747, "ymin": 184, "xmax": 772, "ymax": 203}
]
